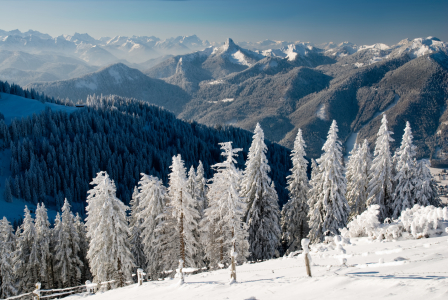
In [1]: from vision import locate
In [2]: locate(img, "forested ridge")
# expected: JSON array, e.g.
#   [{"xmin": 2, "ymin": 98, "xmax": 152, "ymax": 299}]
[{"xmin": 0, "ymin": 81, "xmax": 292, "ymax": 218}]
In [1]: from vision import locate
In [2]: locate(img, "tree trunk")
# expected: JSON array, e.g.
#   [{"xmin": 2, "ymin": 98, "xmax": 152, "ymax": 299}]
[
  {"xmin": 230, "ymin": 230, "xmax": 236, "ymax": 282},
  {"xmin": 179, "ymin": 191, "xmax": 185, "ymax": 263}
]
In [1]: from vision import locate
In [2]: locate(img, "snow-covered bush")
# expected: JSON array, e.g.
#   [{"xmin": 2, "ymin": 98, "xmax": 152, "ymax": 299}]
[
  {"xmin": 400, "ymin": 205, "xmax": 448, "ymax": 238},
  {"xmin": 340, "ymin": 205, "xmax": 381, "ymax": 238},
  {"xmin": 341, "ymin": 204, "xmax": 448, "ymax": 241}
]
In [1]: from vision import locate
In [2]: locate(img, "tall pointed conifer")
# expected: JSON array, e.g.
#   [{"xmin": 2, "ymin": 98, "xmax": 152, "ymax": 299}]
[
  {"xmin": 308, "ymin": 120, "xmax": 349, "ymax": 243},
  {"xmin": 281, "ymin": 129, "xmax": 310, "ymax": 253},
  {"xmin": 367, "ymin": 114, "xmax": 394, "ymax": 221},
  {"xmin": 85, "ymin": 171, "xmax": 133, "ymax": 289},
  {"xmin": 241, "ymin": 124, "xmax": 281, "ymax": 260}
]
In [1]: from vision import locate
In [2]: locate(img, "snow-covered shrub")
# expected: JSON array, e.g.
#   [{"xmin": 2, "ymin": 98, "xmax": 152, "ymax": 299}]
[
  {"xmin": 341, "ymin": 204, "xmax": 448, "ymax": 241},
  {"xmin": 400, "ymin": 205, "xmax": 448, "ymax": 238},
  {"xmin": 340, "ymin": 205, "xmax": 381, "ymax": 238}
]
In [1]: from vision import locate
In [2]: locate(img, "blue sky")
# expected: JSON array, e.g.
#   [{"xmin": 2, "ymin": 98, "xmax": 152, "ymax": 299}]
[{"xmin": 1, "ymin": 0, "xmax": 447, "ymax": 45}]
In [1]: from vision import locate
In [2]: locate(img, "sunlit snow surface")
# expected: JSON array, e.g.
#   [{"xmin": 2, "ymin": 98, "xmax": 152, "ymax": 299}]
[{"xmin": 68, "ymin": 234, "xmax": 448, "ymax": 300}]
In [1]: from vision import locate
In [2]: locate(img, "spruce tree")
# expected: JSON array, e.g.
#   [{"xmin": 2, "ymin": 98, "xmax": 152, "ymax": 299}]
[
  {"xmin": 13, "ymin": 206, "xmax": 38, "ymax": 293},
  {"xmin": 73, "ymin": 213, "xmax": 90, "ymax": 283},
  {"xmin": 54, "ymin": 199, "xmax": 83, "ymax": 287},
  {"xmin": 203, "ymin": 142, "xmax": 249, "ymax": 267},
  {"xmin": 281, "ymin": 129, "xmax": 310, "ymax": 254},
  {"xmin": 195, "ymin": 161, "xmax": 207, "ymax": 218},
  {"xmin": 0, "ymin": 217, "xmax": 17, "ymax": 298},
  {"xmin": 85, "ymin": 171, "xmax": 133, "ymax": 289},
  {"xmin": 136, "ymin": 174, "xmax": 167, "ymax": 279},
  {"xmin": 128, "ymin": 187, "xmax": 145, "ymax": 272},
  {"xmin": 367, "ymin": 114, "xmax": 394, "ymax": 221},
  {"xmin": 167, "ymin": 155, "xmax": 200, "ymax": 268},
  {"xmin": 34, "ymin": 203, "xmax": 52, "ymax": 288},
  {"xmin": 241, "ymin": 124, "xmax": 281, "ymax": 260},
  {"xmin": 392, "ymin": 122, "xmax": 417, "ymax": 219},
  {"xmin": 186, "ymin": 165, "xmax": 205, "ymax": 268},
  {"xmin": 415, "ymin": 160, "xmax": 441, "ymax": 207},
  {"xmin": 308, "ymin": 120, "xmax": 349, "ymax": 243},
  {"xmin": 347, "ymin": 139, "xmax": 372, "ymax": 219}
]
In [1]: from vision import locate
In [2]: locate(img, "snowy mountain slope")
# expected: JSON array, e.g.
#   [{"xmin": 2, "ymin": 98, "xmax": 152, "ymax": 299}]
[
  {"xmin": 0, "ymin": 92, "xmax": 78, "ymax": 124},
  {"xmin": 0, "ymin": 50, "xmax": 98, "ymax": 85},
  {"xmin": 163, "ymin": 57, "xmax": 213, "ymax": 93},
  {"xmin": 0, "ymin": 29, "xmax": 212, "ymax": 65},
  {"xmin": 238, "ymin": 39, "xmax": 295, "ymax": 51},
  {"xmin": 181, "ymin": 45, "xmax": 448, "ymax": 159},
  {"xmin": 6, "ymin": 31, "xmax": 447, "ymax": 159},
  {"xmin": 0, "ymin": 68, "xmax": 59, "ymax": 86},
  {"xmin": 67, "ymin": 234, "xmax": 448, "ymax": 300},
  {"xmin": 179, "ymin": 66, "xmax": 332, "ymax": 142},
  {"xmin": 144, "ymin": 48, "xmax": 213, "ymax": 79},
  {"xmin": 76, "ymin": 45, "xmax": 118, "ymax": 66},
  {"xmin": 26, "ymin": 63, "xmax": 191, "ymax": 114},
  {"xmin": 0, "ymin": 92, "xmax": 78, "ymax": 222}
]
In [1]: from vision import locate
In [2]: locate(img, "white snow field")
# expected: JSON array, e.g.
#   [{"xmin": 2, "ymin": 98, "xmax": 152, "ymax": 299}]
[{"xmin": 68, "ymin": 234, "xmax": 448, "ymax": 300}]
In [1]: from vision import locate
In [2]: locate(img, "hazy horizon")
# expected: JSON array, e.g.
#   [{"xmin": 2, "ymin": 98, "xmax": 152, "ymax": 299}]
[{"xmin": 1, "ymin": 0, "xmax": 447, "ymax": 46}]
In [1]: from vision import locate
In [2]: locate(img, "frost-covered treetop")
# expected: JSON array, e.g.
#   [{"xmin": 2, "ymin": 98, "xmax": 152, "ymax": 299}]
[
  {"xmin": 395, "ymin": 121, "xmax": 416, "ymax": 171},
  {"xmin": 317, "ymin": 120, "xmax": 343, "ymax": 167},
  {"xmin": 241, "ymin": 123, "xmax": 271, "ymax": 197},
  {"xmin": 374, "ymin": 114, "xmax": 394, "ymax": 158}
]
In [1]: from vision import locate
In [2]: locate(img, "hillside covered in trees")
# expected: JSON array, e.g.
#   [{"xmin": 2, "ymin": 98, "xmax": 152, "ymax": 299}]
[{"xmin": 0, "ymin": 80, "xmax": 292, "ymax": 220}]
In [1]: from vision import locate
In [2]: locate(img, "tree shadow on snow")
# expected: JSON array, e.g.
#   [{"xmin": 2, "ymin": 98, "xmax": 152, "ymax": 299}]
[{"xmin": 347, "ymin": 272, "xmax": 448, "ymax": 280}]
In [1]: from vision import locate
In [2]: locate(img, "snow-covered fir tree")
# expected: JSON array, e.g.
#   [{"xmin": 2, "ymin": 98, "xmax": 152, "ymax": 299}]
[
  {"xmin": 85, "ymin": 171, "xmax": 134, "ymax": 289},
  {"xmin": 13, "ymin": 206, "xmax": 38, "ymax": 293},
  {"xmin": 195, "ymin": 161, "xmax": 207, "ymax": 218},
  {"xmin": 194, "ymin": 161, "xmax": 208, "ymax": 267},
  {"xmin": 128, "ymin": 187, "xmax": 146, "ymax": 272},
  {"xmin": 73, "ymin": 213, "xmax": 90, "ymax": 283},
  {"xmin": 281, "ymin": 129, "xmax": 310, "ymax": 254},
  {"xmin": 367, "ymin": 114, "xmax": 395, "ymax": 221},
  {"xmin": 347, "ymin": 139, "xmax": 372, "ymax": 220},
  {"xmin": 166, "ymin": 155, "xmax": 200, "ymax": 268},
  {"xmin": 186, "ymin": 165, "xmax": 205, "ymax": 268},
  {"xmin": 241, "ymin": 124, "xmax": 281, "ymax": 260},
  {"xmin": 0, "ymin": 217, "xmax": 17, "ymax": 298},
  {"xmin": 52, "ymin": 213, "xmax": 62, "ymax": 285},
  {"xmin": 34, "ymin": 203, "xmax": 52, "ymax": 288},
  {"xmin": 415, "ymin": 160, "xmax": 441, "ymax": 207},
  {"xmin": 307, "ymin": 159, "xmax": 319, "ymax": 211},
  {"xmin": 308, "ymin": 120, "xmax": 349, "ymax": 243},
  {"xmin": 202, "ymin": 142, "xmax": 249, "ymax": 267},
  {"xmin": 136, "ymin": 174, "xmax": 167, "ymax": 279},
  {"xmin": 54, "ymin": 199, "xmax": 83, "ymax": 287},
  {"xmin": 392, "ymin": 122, "xmax": 417, "ymax": 219}
]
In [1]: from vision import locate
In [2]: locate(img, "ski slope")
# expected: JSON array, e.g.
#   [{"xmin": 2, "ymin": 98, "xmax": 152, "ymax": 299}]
[{"xmin": 68, "ymin": 234, "xmax": 448, "ymax": 300}]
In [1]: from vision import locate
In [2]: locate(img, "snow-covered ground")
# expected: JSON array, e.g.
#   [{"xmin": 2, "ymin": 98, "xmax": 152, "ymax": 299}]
[
  {"xmin": 68, "ymin": 234, "xmax": 448, "ymax": 300},
  {"xmin": 0, "ymin": 92, "xmax": 78, "ymax": 125},
  {"xmin": 0, "ymin": 93, "xmax": 78, "ymax": 222}
]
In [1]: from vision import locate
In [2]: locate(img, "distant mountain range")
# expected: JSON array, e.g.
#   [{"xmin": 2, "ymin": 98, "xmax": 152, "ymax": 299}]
[
  {"xmin": 8, "ymin": 30, "xmax": 447, "ymax": 159},
  {"xmin": 0, "ymin": 29, "xmax": 211, "ymax": 64}
]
